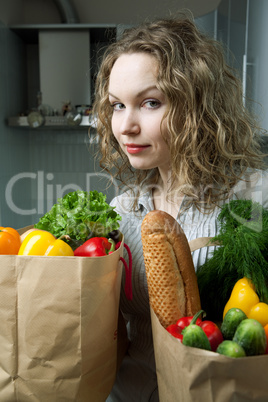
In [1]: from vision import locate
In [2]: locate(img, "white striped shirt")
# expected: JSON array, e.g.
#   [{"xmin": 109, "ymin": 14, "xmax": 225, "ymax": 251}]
[{"xmin": 107, "ymin": 169, "xmax": 268, "ymax": 402}]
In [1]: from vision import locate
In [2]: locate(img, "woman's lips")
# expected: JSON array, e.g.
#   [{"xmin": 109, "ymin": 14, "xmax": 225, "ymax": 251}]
[{"xmin": 125, "ymin": 144, "xmax": 150, "ymax": 154}]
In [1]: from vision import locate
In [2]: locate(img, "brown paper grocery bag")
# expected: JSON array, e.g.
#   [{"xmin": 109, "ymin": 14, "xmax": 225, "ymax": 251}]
[
  {"xmin": 150, "ymin": 236, "xmax": 268, "ymax": 402},
  {"xmin": 151, "ymin": 308, "xmax": 268, "ymax": 402},
  {"xmin": 0, "ymin": 233, "xmax": 126, "ymax": 402}
]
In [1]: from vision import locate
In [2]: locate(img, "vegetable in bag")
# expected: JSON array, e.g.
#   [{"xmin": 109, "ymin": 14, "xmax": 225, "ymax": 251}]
[{"xmin": 34, "ymin": 190, "xmax": 122, "ymax": 250}]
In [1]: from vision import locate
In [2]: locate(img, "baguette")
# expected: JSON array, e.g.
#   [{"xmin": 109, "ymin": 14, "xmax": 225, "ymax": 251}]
[{"xmin": 141, "ymin": 210, "xmax": 201, "ymax": 328}]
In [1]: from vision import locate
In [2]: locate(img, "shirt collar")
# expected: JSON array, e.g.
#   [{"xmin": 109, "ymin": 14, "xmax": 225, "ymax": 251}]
[{"xmin": 138, "ymin": 189, "xmax": 154, "ymax": 213}]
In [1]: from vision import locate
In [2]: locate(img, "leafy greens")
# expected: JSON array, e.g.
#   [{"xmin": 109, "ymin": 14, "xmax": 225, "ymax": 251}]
[
  {"xmin": 34, "ymin": 190, "xmax": 121, "ymax": 243},
  {"xmin": 196, "ymin": 199, "xmax": 268, "ymax": 321}
]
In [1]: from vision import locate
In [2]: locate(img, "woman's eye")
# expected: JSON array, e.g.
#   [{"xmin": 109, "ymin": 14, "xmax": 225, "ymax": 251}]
[
  {"xmin": 111, "ymin": 103, "xmax": 125, "ymax": 111},
  {"xmin": 143, "ymin": 100, "xmax": 161, "ymax": 109}
]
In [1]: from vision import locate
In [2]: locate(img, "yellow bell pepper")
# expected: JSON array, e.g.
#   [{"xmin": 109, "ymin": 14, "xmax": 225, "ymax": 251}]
[
  {"xmin": 248, "ymin": 303, "xmax": 268, "ymax": 327},
  {"xmin": 223, "ymin": 277, "xmax": 268, "ymax": 327},
  {"xmin": 18, "ymin": 230, "xmax": 74, "ymax": 256}
]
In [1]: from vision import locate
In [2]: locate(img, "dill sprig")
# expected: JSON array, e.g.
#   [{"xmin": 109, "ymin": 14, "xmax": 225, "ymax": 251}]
[{"xmin": 196, "ymin": 199, "xmax": 268, "ymax": 321}]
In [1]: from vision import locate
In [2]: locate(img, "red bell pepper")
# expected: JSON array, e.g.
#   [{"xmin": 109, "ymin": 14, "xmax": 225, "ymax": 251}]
[
  {"xmin": 176, "ymin": 315, "xmax": 202, "ymax": 330},
  {"xmin": 166, "ymin": 324, "xmax": 184, "ymax": 341},
  {"xmin": 74, "ymin": 237, "xmax": 115, "ymax": 257},
  {"xmin": 166, "ymin": 310, "xmax": 224, "ymax": 351},
  {"xmin": 166, "ymin": 314, "xmax": 202, "ymax": 341},
  {"xmin": 199, "ymin": 319, "xmax": 224, "ymax": 352}
]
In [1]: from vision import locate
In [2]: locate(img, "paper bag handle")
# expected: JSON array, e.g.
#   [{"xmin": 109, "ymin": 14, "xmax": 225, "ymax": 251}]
[
  {"xmin": 116, "ymin": 242, "xmax": 133, "ymax": 300},
  {"xmin": 189, "ymin": 237, "xmax": 220, "ymax": 252}
]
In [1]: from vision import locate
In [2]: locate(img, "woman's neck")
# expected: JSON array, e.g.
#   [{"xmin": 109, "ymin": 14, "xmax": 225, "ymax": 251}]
[{"xmin": 152, "ymin": 172, "xmax": 184, "ymax": 219}]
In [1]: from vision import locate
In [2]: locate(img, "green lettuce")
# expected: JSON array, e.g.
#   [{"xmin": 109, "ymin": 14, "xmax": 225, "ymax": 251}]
[{"xmin": 34, "ymin": 190, "xmax": 121, "ymax": 242}]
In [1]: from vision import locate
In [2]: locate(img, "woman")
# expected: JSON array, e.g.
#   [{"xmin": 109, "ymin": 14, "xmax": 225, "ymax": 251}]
[{"xmin": 93, "ymin": 14, "xmax": 268, "ymax": 401}]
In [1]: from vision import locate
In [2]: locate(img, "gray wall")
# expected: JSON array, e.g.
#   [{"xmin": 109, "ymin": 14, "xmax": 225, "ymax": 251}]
[
  {"xmin": 1, "ymin": 0, "xmax": 268, "ymax": 228},
  {"xmin": 1, "ymin": 0, "xmax": 221, "ymax": 25},
  {"xmin": 0, "ymin": 22, "xmax": 32, "ymax": 227},
  {"xmin": 248, "ymin": 0, "xmax": 268, "ymax": 132}
]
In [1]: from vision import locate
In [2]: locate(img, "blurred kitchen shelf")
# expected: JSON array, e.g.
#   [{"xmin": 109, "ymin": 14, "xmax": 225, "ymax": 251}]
[
  {"xmin": 8, "ymin": 115, "xmax": 93, "ymax": 129},
  {"xmin": 9, "ymin": 23, "xmax": 117, "ymax": 44},
  {"xmin": 7, "ymin": 23, "xmax": 111, "ymax": 131}
]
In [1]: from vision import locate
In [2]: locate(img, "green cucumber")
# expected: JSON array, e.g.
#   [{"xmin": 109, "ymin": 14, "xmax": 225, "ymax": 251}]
[
  {"xmin": 233, "ymin": 318, "xmax": 266, "ymax": 356},
  {"xmin": 221, "ymin": 308, "xmax": 247, "ymax": 340},
  {"xmin": 216, "ymin": 340, "xmax": 246, "ymax": 358},
  {"xmin": 182, "ymin": 325, "xmax": 211, "ymax": 351}
]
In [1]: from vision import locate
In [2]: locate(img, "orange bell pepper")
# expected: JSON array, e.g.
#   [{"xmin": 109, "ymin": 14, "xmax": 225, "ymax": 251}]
[
  {"xmin": 0, "ymin": 226, "xmax": 21, "ymax": 255},
  {"xmin": 264, "ymin": 324, "xmax": 268, "ymax": 354}
]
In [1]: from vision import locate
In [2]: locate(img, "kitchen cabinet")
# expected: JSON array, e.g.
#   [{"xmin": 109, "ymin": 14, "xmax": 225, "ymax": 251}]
[
  {"xmin": 7, "ymin": 24, "xmax": 117, "ymax": 128},
  {"xmin": 1, "ymin": 23, "xmax": 118, "ymax": 228}
]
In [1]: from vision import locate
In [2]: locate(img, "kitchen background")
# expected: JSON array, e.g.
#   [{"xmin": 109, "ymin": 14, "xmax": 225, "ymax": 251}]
[{"xmin": 0, "ymin": 0, "xmax": 267, "ymax": 228}]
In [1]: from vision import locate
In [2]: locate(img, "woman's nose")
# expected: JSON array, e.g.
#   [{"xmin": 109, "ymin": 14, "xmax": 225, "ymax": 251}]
[{"xmin": 120, "ymin": 110, "xmax": 140, "ymax": 135}]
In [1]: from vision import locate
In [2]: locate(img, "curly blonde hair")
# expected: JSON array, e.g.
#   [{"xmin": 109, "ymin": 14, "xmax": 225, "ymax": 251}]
[{"xmin": 93, "ymin": 14, "xmax": 265, "ymax": 212}]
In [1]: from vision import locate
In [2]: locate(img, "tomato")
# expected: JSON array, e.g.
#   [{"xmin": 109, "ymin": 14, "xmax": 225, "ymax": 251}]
[{"xmin": 0, "ymin": 227, "xmax": 21, "ymax": 255}]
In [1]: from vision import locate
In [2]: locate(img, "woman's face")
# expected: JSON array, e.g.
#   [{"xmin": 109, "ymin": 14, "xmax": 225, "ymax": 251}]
[{"xmin": 108, "ymin": 52, "xmax": 171, "ymax": 174}]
